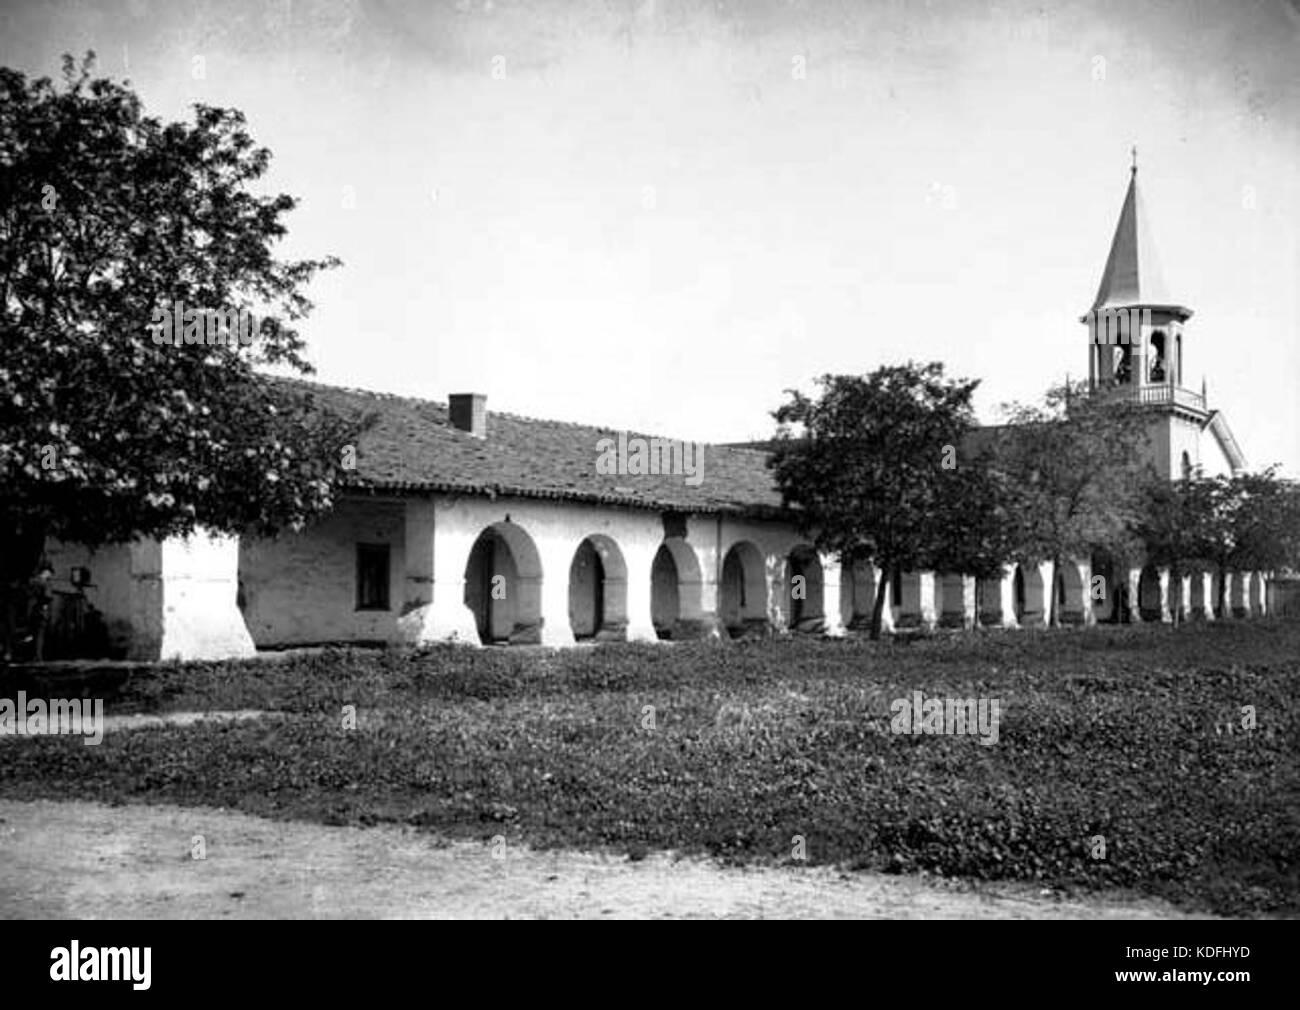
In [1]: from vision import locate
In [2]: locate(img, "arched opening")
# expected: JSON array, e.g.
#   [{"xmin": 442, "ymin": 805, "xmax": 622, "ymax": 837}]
[
  {"xmin": 463, "ymin": 522, "xmax": 543, "ymax": 645},
  {"xmin": 785, "ymin": 546, "xmax": 825, "ymax": 632},
  {"xmin": 1175, "ymin": 331, "xmax": 1183, "ymax": 385},
  {"xmin": 568, "ymin": 535, "xmax": 628, "ymax": 642},
  {"xmin": 936, "ymin": 573, "xmax": 969, "ymax": 628},
  {"xmin": 1230, "ymin": 571, "xmax": 1250, "ymax": 618},
  {"xmin": 1090, "ymin": 550, "xmax": 1126, "ymax": 623},
  {"xmin": 839, "ymin": 560, "xmax": 868, "ymax": 631},
  {"xmin": 1149, "ymin": 331, "xmax": 1167, "ymax": 383},
  {"xmin": 1249, "ymin": 572, "xmax": 1265, "ymax": 616},
  {"xmin": 1055, "ymin": 561, "xmax": 1087, "ymax": 624},
  {"xmin": 1114, "ymin": 343, "xmax": 1133, "ymax": 385},
  {"xmin": 840, "ymin": 561, "xmax": 892, "ymax": 633},
  {"xmin": 1211, "ymin": 571, "xmax": 1229, "ymax": 619},
  {"xmin": 893, "ymin": 570, "xmax": 928, "ymax": 628},
  {"xmin": 1013, "ymin": 564, "xmax": 1044, "ymax": 625},
  {"xmin": 1181, "ymin": 451, "xmax": 1193, "ymax": 480},
  {"xmin": 1167, "ymin": 571, "xmax": 1185, "ymax": 623},
  {"xmin": 720, "ymin": 540, "xmax": 768, "ymax": 638},
  {"xmin": 1138, "ymin": 564, "xmax": 1163, "ymax": 622},
  {"xmin": 976, "ymin": 574, "xmax": 1003, "ymax": 627},
  {"xmin": 650, "ymin": 538, "xmax": 706, "ymax": 640},
  {"xmin": 1189, "ymin": 571, "xmax": 1207, "ymax": 618}
]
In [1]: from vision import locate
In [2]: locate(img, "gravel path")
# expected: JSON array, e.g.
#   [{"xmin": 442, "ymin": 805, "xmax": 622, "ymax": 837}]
[{"xmin": 0, "ymin": 799, "xmax": 1211, "ymax": 919}]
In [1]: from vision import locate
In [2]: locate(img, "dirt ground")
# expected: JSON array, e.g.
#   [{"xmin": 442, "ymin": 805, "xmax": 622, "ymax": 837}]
[{"xmin": 0, "ymin": 798, "xmax": 1211, "ymax": 919}]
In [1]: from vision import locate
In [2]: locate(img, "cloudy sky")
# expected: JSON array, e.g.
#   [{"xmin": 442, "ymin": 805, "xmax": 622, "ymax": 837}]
[{"xmin": 3, "ymin": 0, "xmax": 1297, "ymax": 473}]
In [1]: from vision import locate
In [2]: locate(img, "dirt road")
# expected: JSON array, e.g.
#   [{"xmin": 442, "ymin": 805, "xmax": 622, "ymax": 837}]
[{"xmin": 0, "ymin": 798, "xmax": 1210, "ymax": 919}]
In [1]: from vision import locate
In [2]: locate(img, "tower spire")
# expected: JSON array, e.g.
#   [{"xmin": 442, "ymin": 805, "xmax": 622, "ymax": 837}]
[{"xmin": 1088, "ymin": 152, "xmax": 1182, "ymax": 312}]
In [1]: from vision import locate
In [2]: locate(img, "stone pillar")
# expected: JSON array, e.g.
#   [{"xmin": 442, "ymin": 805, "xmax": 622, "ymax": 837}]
[
  {"xmin": 392, "ymin": 499, "xmax": 480, "ymax": 646},
  {"xmin": 821, "ymin": 554, "xmax": 846, "ymax": 637},
  {"xmin": 535, "ymin": 537, "xmax": 578, "ymax": 648},
  {"xmin": 876, "ymin": 568, "xmax": 896, "ymax": 634},
  {"xmin": 986, "ymin": 565, "xmax": 1019, "ymax": 628},
  {"xmin": 920, "ymin": 572, "xmax": 937, "ymax": 628},
  {"xmin": 1155, "ymin": 567, "xmax": 1172, "ymax": 623},
  {"xmin": 623, "ymin": 544, "xmax": 660, "ymax": 643},
  {"xmin": 1171, "ymin": 572, "xmax": 1193, "ymax": 623},
  {"xmin": 1125, "ymin": 567, "xmax": 1144, "ymax": 623},
  {"xmin": 128, "ymin": 531, "xmax": 257, "ymax": 661}
]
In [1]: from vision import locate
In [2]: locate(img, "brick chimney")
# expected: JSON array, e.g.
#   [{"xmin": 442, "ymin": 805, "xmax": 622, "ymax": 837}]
[{"xmin": 448, "ymin": 393, "xmax": 487, "ymax": 438}]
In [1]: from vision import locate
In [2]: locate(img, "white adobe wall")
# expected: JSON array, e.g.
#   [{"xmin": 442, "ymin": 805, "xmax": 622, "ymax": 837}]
[
  {"xmin": 45, "ymin": 532, "xmax": 253, "ymax": 661},
  {"xmin": 239, "ymin": 498, "xmax": 405, "ymax": 646},
  {"xmin": 130, "ymin": 532, "xmax": 255, "ymax": 661}
]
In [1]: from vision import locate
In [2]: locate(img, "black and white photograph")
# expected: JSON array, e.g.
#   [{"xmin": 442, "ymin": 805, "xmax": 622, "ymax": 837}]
[{"xmin": 0, "ymin": 0, "xmax": 1296, "ymax": 961}]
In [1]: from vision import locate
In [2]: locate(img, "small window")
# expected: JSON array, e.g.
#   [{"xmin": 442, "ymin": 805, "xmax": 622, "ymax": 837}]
[{"xmin": 356, "ymin": 544, "xmax": 391, "ymax": 611}]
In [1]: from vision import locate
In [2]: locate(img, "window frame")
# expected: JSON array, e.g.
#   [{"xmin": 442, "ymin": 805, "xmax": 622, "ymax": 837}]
[{"xmin": 355, "ymin": 542, "xmax": 392, "ymax": 612}]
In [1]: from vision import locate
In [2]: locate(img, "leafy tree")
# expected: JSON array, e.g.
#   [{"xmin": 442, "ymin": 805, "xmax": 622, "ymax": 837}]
[
  {"xmin": 1137, "ymin": 467, "xmax": 1300, "ymax": 620},
  {"xmin": 1134, "ymin": 472, "xmax": 1217, "ymax": 624},
  {"xmin": 992, "ymin": 380, "xmax": 1150, "ymax": 625},
  {"xmin": 769, "ymin": 362, "xmax": 1016, "ymax": 640},
  {"xmin": 1195, "ymin": 469, "xmax": 1300, "ymax": 617},
  {"xmin": 1, "ymin": 54, "xmax": 362, "ymax": 658}
]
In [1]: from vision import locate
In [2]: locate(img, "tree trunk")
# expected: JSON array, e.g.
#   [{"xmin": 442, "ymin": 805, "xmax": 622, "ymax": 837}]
[{"xmin": 869, "ymin": 561, "xmax": 892, "ymax": 641}]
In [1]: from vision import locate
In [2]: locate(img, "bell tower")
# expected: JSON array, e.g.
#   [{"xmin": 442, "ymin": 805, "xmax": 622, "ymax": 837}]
[{"xmin": 1080, "ymin": 152, "xmax": 1244, "ymax": 478}]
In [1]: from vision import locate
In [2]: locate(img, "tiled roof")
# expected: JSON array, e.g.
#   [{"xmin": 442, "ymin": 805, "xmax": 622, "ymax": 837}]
[
  {"xmin": 280, "ymin": 378, "xmax": 788, "ymax": 515},
  {"xmin": 727, "ymin": 426, "xmax": 1006, "ymax": 457}
]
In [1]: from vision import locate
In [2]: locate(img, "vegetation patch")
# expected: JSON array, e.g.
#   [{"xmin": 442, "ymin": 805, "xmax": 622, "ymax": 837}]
[{"xmin": 2, "ymin": 621, "xmax": 1297, "ymax": 916}]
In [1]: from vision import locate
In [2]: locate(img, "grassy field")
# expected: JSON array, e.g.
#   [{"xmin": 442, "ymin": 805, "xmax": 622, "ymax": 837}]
[{"xmin": 2, "ymin": 621, "xmax": 1297, "ymax": 916}]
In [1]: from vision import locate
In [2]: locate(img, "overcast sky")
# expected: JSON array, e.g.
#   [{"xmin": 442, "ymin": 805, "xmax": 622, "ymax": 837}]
[{"xmin": 3, "ymin": 0, "xmax": 1297, "ymax": 474}]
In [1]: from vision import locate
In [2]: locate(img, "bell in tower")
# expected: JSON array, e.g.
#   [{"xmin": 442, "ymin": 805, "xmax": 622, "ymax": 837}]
[{"xmin": 1082, "ymin": 149, "xmax": 1193, "ymax": 402}]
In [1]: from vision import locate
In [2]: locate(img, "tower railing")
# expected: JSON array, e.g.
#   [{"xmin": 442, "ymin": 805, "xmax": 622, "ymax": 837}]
[
  {"xmin": 1137, "ymin": 384, "xmax": 1205, "ymax": 410},
  {"xmin": 1089, "ymin": 382, "xmax": 1206, "ymax": 412}
]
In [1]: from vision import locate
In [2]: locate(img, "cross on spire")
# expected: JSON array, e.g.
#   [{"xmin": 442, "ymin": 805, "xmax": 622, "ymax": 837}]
[{"xmin": 1131, "ymin": 145, "xmax": 1138, "ymax": 175}]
